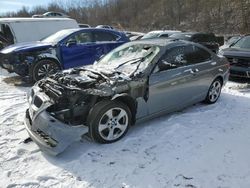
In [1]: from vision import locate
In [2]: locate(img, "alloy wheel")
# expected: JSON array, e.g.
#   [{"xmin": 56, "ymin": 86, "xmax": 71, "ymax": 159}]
[
  {"xmin": 37, "ymin": 63, "xmax": 59, "ymax": 78},
  {"xmin": 208, "ymin": 80, "xmax": 222, "ymax": 102},
  {"xmin": 98, "ymin": 107, "xmax": 128, "ymax": 141}
]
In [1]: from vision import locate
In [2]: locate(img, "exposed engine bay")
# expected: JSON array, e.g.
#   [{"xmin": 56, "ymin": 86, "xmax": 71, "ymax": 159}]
[{"xmin": 36, "ymin": 66, "xmax": 149, "ymax": 126}]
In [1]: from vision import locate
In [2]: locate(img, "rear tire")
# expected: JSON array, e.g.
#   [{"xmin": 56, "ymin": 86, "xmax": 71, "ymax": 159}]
[
  {"xmin": 204, "ymin": 78, "xmax": 222, "ymax": 104},
  {"xmin": 31, "ymin": 59, "xmax": 61, "ymax": 82},
  {"xmin": 87, "ymin": 100, "xmax": 131, "ymax": 144}
]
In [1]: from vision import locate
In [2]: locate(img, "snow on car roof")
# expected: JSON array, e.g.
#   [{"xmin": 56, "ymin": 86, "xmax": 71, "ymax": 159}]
[
  {"xmin": 0, "ymin": 18, "xmax": 74, "ymax": 23},
  {"xmin": 148, "ymin": 30, "xmax": 181, "ymax": 33},
  {"xmin": 132, "ymin": 38, "xmax": 183, "ymax": 46}
]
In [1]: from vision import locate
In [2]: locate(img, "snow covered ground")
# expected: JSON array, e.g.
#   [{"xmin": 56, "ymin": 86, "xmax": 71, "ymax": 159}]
[{"xmin": 0, "ymin": 67, "xmax": 250, "ymax": 188}]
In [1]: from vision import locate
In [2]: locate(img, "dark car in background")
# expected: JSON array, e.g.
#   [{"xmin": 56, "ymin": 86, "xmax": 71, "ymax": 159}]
[
  {"xmin": 32, "ymin": 12, "xmax": 70, "ymax": 18},
  {"xmin": 220, "ymin": 35, "xmax": 242, "ymax": 50},
  {"xmin": 169, "ymin": 32, "xmax": 224, "ymax": 53},
  {"xmin": 141, "ymin": 30, "xmax": 181, "ymax": 40},
  {"xmin": 124, "ymin": 31, "xmax": 145, "ymax": 41},
  {"xmin": 96, "ymin": 25, "xmax": 114, "ymax": 29},
  {"xmin": 220, "ymin": 35, "xmax": 250, "ymax": 78},
  {"xmin": 0, "ymin": 28, "xmax": 129, "ymax": 81},
  {"xmin": 78, "ymin": 24, "xmax": 91, "ymax": 28},
  {"xmin": 25, "ymin": 39, "xmax": 229, "ymax": 155}
]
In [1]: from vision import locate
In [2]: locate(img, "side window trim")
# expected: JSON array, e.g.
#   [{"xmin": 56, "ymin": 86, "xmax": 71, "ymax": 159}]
[
  {"xmin": 156, "ymin": 45, "xmax": 189, "ymax": 72},
  {"xmin": 62, "ymin": 31, "xmax": 94, "ymax": 45}
]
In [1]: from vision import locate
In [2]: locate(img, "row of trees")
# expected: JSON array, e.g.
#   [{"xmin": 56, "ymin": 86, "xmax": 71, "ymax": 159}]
[{"xmin": 2, "ymin": 0, "xmax": 250, "ymax": 34}]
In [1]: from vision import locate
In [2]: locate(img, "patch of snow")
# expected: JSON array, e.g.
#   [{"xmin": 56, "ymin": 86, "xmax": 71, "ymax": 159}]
[{"xmin": 0, "ymin": 67, "xmax": 250, "ymax": 188}]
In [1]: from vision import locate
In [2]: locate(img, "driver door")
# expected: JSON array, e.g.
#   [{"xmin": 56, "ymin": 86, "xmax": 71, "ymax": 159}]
[
  {"xmin": 146, "ymin": 45, "xmax": 197, "ymax": 115},
  {"xmin": 60, "ymin": 31, "xmax": 98, "ymax": 69}
]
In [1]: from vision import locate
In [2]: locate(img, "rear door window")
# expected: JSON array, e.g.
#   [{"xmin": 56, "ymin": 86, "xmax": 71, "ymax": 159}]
[
  {"xmin": 157, "ymin": 45, "xmax": 211, "ymax": 72},
  {"xmin": 187, "ymin": 45, "xmax": 211, "ymax": 64},
  {"xmin": 93, "ymin": 31, "xmax": 118, "ymax": 42}
]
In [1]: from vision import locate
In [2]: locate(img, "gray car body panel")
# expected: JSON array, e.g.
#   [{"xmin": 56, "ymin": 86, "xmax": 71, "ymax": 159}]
[{"xmin": 25, "ymin": 39, "xmax": 229, "ymax": 155}]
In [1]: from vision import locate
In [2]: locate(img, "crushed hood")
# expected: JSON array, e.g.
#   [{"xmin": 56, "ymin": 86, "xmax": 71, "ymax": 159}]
[
  {"xmin": 0, "ymin": 41, "xmax": 53, "ymax": 54},
  {"xmin": 51, "ymin": 66, "xmax": 131, "ymax": 86},
  {"xmin": 41, "ymin": 65, "xmax": 134, "ymax": 97}
]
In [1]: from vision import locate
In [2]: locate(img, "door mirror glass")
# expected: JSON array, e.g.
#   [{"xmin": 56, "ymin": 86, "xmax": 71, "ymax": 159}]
[
  {"xmin": 158, "ymin": 59, "xmax": 177, "ymax": 71},
  {"xmin": 66, "ymin": 39, "xmax": 77, "ymax": 47}
]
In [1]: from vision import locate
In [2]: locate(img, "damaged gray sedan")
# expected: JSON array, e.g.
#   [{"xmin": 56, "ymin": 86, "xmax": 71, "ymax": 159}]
[{"xmin": 25, "ymin": 39, "xmax": 229, "ymax": 155}]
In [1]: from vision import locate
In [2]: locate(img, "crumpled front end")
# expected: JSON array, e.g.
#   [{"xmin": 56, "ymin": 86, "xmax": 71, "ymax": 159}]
[
  {"xmin": 0, "ymin": 52, "xmax": 30, "ymax": 76},
  {"xmin": 25, "ymin": 66, "xmax": 149, "ymax": 155},
  {"xmin": 25, "ymin": 84, "xmax": 89, "ymax": 155}
]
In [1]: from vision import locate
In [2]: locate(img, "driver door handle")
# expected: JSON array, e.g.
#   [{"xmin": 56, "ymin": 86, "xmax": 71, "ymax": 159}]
[
  {"xmin": 192, "ymin": 68, "xmax": 199, "ymax": 73},
  {"xmin": 184, "ymin": 68, "xmax": 199, "ymax": 74}
]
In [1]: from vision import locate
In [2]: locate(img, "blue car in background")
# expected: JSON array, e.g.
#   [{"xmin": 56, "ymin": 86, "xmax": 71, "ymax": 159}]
[{"xmin": 0, "ymin": 28, "xmax": 129, "ymax": 81}]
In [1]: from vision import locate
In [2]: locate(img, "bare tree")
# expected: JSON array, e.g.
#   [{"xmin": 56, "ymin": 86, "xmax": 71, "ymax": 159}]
[{"xmin": 2, "ymin": 0, "xmax": 250, "ymax": 34}]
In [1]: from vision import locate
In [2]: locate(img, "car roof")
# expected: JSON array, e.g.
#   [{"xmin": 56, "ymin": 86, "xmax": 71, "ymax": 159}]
[
  {"xmin": 0, "ymin": 18, "xmax": 74, "ymax": 23},
  {"xmin": 58, "ymin": 28, "xmax": 124, "ymax": 35},
  {"xmin": 44, "ymin": 11, "xmax": 65, "ymax": 14},
  {"xmin": 174, "ymin": 32, "xmax": 215, "ymax": 36},
  {"xmin": 129, "ymin": 38, "xmax": 184, "ymax": 46},
  {"xmin": 146, "ymin": 30, "xmax": 181, "ymax": 34},
  {"xmin": 129, "ymin": 38, "xmax": 210, "ymax": 51}
]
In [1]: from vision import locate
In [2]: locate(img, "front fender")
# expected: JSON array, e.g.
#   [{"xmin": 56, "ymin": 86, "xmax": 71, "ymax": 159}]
[
  {"xmin": 37, "ymin": 52, "xmax": 60, "ymax": 64},
  {"xmin": 111, "ymin": 93, "xmax": 129, "ymax": 100},
  {"xmin": 35, "ymin": 52, "xmax": 62, "ymax": 69}
]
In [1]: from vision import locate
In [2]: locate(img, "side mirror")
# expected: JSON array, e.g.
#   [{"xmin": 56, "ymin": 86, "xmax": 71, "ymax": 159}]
[
  {"xmin": 66, "ymin": 39, "xmax": 77, "ymax": 47},
  {"xmin": 158, "ymin": 60, "xmax": 176, "ymax": 71}
]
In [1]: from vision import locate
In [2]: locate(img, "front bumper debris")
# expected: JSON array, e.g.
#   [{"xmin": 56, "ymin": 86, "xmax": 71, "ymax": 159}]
[
  {"xmin": 0, "ymin": 53, "xmax": 29, "ymax": 76},
  {"xmin": 25, "ymin": 109, "xmax": 88, "ymax": 155},
  {"xmin": 230, "ymin": 65, "xmax": 250, "ymax": 78},
  {"xmin": 24, "ymin": 85, "xmax": 89, "ymax": 155}
]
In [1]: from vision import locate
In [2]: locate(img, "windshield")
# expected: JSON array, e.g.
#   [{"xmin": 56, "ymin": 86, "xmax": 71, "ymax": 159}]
[
  {"xmin": 226, "ymin": 36, "xmax": 241, "ymax": 45},
  {"xmin": 95, "ymin": 43, "xmax": 160, "ymax": 75},
  {"xmin": 42, "ymin": 29, "xmax": 76, "ymax": 43},
  {"xmin": 231, "ymin": 36, "xmax": 250, "ymax": 49}
]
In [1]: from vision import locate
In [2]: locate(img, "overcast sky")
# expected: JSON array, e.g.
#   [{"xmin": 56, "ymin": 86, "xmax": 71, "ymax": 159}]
[{"xmin": 0, "ymin": 0, "xmax": 52, "ymax": 14}]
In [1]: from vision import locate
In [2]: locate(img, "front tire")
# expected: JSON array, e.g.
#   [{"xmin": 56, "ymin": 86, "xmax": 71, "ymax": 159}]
[
  {"xmin": 88, "ymin": 100, "xmax": 131, "ymax": 144},
  {"xmin": 31, "ymin": 59, "xmax": 61, "ymax": 82},
  {"xmin": 204, "ymin": 78, "xmax": 222, "ymax": 104}
]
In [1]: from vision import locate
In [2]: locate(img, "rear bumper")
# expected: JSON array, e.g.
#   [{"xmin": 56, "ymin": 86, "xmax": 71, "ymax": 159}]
[
  {"xmin": 25, "ymin": 109, "xmax": 89, "ymax": 155},
  {"xmin": 230, "ymin": 66, "xmax": 250, "ymax": 78}
]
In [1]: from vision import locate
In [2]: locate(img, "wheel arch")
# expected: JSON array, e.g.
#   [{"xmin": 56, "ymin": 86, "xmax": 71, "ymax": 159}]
[
  {"xmin": 36, "ymin": 53, "xmax": 62, "ymax": 69},
  {"xmin": 29, "ymin": 54, "xmax": 62, "ymax": 82},
  {"xmin": 112, "ymin": 94, "xmax": 137, "ymax": 125},
  {"xmin": 214, "ymin": 75, "xmax": 224, "ymax": 85}
]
